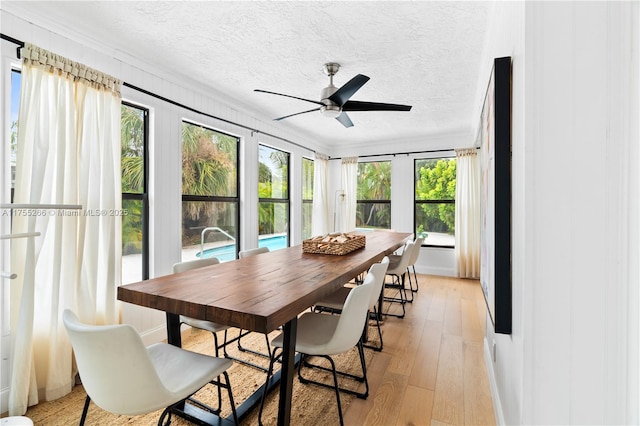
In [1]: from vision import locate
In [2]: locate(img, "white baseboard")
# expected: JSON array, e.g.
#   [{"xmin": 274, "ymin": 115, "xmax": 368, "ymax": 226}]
[
  {"xmin": 484, "ymin": 337, "xmax": 505, "ymax": 425},
  {"xmin": 139, "ymin": 323, "xmax": 168, "ymax": 346}
]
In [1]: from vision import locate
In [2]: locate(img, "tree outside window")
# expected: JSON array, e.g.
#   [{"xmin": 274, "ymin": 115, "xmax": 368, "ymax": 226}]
[
  {"xmin": 414, "ymin": 158, "xmax": 456, "ymax": 247},
  {"xmin": 356, "ymin": 161, "xmax": 391, "ymax": 229}
]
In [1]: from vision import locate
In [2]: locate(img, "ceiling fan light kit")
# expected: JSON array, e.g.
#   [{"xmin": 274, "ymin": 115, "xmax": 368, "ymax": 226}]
[{"xmin": 255, "ymin": 62, "xmax": 412, "ymax": 128}]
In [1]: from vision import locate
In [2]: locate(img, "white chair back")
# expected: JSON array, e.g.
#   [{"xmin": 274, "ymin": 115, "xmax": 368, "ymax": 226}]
[
  {"xmin": 63, "ymin": 310, "xmax": 173, "ymax": 415},
  {"xmin": 365, "ymin": 257, "xmax": 390, "ymax": 309},
  {"xmin": 238, "ymin": 246, "xmax": 269, "ymax": 258},
  {"xmin": 387, "ymin": 240, "xmax": 415, "ymax": 274},
  {"xmin": 324, "ymin": 283, "xmax": 374, "ymax": 355},
  {"xmin": 173, "ymin": 256, "xmax": 220, "ymax": 273},
  {"xmin": 408, "ymin": 237, "xmax": 424, "ymax": 266}
]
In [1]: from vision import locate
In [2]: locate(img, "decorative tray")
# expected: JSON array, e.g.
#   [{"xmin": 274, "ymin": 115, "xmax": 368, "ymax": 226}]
[{"xmin": 302, "ymin": 233, "xmax": 366, "ymax": 255}]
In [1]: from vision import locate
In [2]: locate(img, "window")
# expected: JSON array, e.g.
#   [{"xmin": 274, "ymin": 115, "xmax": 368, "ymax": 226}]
[
  {"xmin": 121, "ymin": 103, "xmax": 149, "ymax": 284},
  {"xmin": 182, "ymin": 122, "xmax": 239, "ymax": 262},
  {"xmin": 301, "ymin": 157, "xmax": 314, "ymax": 240},
  {"xmin": 356, "ymin": 161, "xmax": 391, "ymax": 229},
  {"xmin": 258, "ymin": 145, "xmax": 289, "ymax": 249},
  {"xmin": 414, "ymin": 158, "xmax": 456, "ymax": 248},
  {"xmin": 9, "ymin": 69, "xmax": 21, "ymax": 200}
]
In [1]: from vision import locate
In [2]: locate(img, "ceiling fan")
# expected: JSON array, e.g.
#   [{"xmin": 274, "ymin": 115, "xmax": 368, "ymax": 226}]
[{"xmin": 254, "ymin": 63, "xmax": 412, "ymax": 128}]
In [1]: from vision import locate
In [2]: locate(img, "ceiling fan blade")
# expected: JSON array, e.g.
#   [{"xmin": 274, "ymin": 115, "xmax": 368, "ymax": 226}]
[
  {"xmin": 328, "ymin": 74, "xmax": 370, "ymax": 106},
  {"xmin": 335, "ymin": 112, "xmax": 354, "ymax": 128},
  {"xmin": 274, "ymin": 108, "xmax": 321, "ymax": 121},
  {"xmin": 342, "ymin": 100, "xmax": 412, "ymax": 112},
  {"xmin": 254, "ymin": 89, "xmax": 325, "ymax": 106}
]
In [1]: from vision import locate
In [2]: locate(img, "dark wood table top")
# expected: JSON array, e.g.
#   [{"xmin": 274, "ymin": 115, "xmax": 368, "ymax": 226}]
[{"xmin": 117, "ymin": 231, "xmax": 412, "ymax": 333}]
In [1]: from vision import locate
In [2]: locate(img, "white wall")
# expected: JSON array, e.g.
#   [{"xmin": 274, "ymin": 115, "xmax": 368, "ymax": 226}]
[{"xmin": 482, "ymin": 2, "xmax": 639, "ymax": 424}]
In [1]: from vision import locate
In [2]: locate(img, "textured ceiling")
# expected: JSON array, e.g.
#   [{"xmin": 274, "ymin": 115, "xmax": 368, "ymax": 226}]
[{"xmin": 4, "ymin": 1, "xmax": 492, "ymax": 148}]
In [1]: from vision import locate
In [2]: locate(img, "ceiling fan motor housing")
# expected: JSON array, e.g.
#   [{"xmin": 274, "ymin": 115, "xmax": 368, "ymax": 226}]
[{"xmin": 320, "ymin": 84, "xmax": 341, "ymax": 117}]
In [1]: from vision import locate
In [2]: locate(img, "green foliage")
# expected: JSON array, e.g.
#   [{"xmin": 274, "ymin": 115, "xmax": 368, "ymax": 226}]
[
  {"xmin": 356, "ymin": 162, "xmax": 391, "ymax": 228},
  {"xmin": 415, "ymin": 159, "xmax": 456, "ymax": 234}
]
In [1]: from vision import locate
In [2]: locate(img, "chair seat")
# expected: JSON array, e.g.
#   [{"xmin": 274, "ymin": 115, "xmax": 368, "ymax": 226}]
[
  {"xmin": 272, "ymin": 312, "xmax": 342, "ymax": 356},
  {"xmin": 180, "ymin": 315, "xmax": 230, "ymax": 333},
  {"xmin": 148, "ymin": 343, "xmax": 233, "ymax": 400},
  {"xmin": 315, "ymin": 286, "xmax": 352, "ymax": 311},
  {"xmin": 1, "ymin": 417, "xmax": 33, "ymax": 426}
]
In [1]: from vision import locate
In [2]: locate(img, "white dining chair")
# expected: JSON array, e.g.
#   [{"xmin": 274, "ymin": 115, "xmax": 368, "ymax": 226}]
[
  {"xmin": 258, "ymin": 280, "xmax": 375, "ymax": 426},
  {"xmin": 383, "ymin": 240, "xmax": 416, "ymax": 318},
  {"xmin": 314, "ymin": 257, "xmax": 390, "ymax": 351},
  {"xmin": 63, "ymin": 309, "xmax": 238, "ymax": 425},
  {"xmin": 406, "ymin": 236, "xmax": 424, "ymax": 293}
]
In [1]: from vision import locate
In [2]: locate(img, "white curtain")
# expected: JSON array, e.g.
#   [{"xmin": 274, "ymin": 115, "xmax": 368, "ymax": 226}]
[
  {"xmin": 340, "ymin": 157, "xmax": 358, "ymax": 233},
  {"xmin": 311, "ymin": 152, "xmax": 329, "ymax": 236},
  {"xmin": 9, "ymin": 43, "xmax": 122, "ymax": 415},
  {"xmin": 455, "ymin": 148, "xmax": 481, "ymax": 278}
]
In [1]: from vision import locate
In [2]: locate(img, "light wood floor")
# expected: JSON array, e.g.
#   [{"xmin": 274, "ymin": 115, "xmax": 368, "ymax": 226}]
[{"xmin": 344, "ymin": 274, "xmax": 496, "ymax": 426}]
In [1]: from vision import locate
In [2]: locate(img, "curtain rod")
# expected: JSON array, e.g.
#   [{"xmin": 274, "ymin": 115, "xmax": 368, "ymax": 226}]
[
  {"xmin": 329, "ymin": 148, "xmax": 456, "ymax": 160},
  {"xmin": 1, "ymin": 33, "xmax": 315, "ymax": 154}
]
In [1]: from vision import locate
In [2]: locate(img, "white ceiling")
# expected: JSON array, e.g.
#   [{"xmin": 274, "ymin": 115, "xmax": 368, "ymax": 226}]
[{"xmin": 4, "ymin": 1, "xmax": 493, "ymax": 148}]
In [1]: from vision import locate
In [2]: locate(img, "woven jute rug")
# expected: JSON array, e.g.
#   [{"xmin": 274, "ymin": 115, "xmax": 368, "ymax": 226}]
[{"xmin": 24, "ymin": 319, "xmax": 382, "ymax": 426}]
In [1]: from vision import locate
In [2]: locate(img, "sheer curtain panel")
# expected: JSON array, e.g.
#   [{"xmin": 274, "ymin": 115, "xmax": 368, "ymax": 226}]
[
  {"xmin": 340, "ymin": 157, "xmax": 358, "ymax": 233},
  {"xmin": 9, "ymin": 43, "xmax": 122, "ymax": 415},
  {"xmin": 311, "ymin": 153, "xmax": 329, "ymax": 236},
  {"xmin": 454, "ymin": 148, "xmax": 481, "ymax": 278}
]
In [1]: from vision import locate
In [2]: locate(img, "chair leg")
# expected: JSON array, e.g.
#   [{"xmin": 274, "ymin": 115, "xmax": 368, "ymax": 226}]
[
  {"xmin": 79, "ymin": 395, "xmax": 91, "ymax": 426},
  {"xmin": 411, "ymin": 265, "xmax": 419, "ymax": 292},
  {"xmin": 222, "ymin": 329, "xmax": 270, "ymax": 372},
  {"xmin": 326, "ymin": 355, "xmax": 345, "ymax": 426},
  {"xmin": 221, "ymin": 371, "xmax": 239, "ymax": 425},
  {"xmin": 383, "ymin": 274, "xmax": 406, "ymax": 318},
  {"xmin": 363, "ymin": 307, "xmax": 383, "ymax": 351}
]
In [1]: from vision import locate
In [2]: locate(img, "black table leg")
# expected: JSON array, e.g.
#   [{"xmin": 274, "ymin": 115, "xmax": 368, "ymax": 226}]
[
  {"xmin": 166, "ymin": 312, "xmax": 182, "ymax": 347},
  {"xmin": 278, "ymin": 317, "xmax": 297, "ymax": 426}
]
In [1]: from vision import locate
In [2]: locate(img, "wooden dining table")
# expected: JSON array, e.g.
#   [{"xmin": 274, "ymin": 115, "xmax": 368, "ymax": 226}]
[{"xmin": 117, "ymin": 230, "xmax": 412, "ymax": 426}]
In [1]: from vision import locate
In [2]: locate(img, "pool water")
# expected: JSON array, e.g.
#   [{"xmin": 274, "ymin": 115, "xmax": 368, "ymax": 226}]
[{"xmin": 197, "ymin": 235, "xmax": 287, "ymax": 262}]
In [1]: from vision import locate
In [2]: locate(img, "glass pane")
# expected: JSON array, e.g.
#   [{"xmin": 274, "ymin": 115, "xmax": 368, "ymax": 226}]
[
  {"xmin": 356, "ymin": 202, "xmax": 391, "ymax": 229},
  {"xmin": 302, "ymin": 201, "xmax": 313, "ymax": 239},
  {"xmin": 182, "ymin": 201, "xmax": 237, "ymax": 262},
  {"xmin": 182, "ymin": 122, "xmax": 238, "ymax": 197},
  {"xmin": 415, "ymin": 202, "xmax": 455, "ymax": 247},
  {"xmin": 10, "ymin": 70, "xmax": 21, "ymax": 190},
  {"xmin": 357, "ymin": 161, "xmax": 391, "ymax": 200},
  {"xmin": 122, "ymin": 199, "xmax": 143, "ymax": 284},
  {"xmin": 302, "ymin": 157, "xmax": 314, "ymax": 200},
  {"xmin": 121, "ymin": 104, "xmax": 145, "ymax": 194},
  {"xmin": 258, "ymin": 145, "xmax": 289, "ymax": 199},
  {"xmin": 415, "ymin": 158, "xmax": 456, "ymax": 201},
  {"xmin": 258, "ymin": 201, "xmax": 288, "ymax": 250}
]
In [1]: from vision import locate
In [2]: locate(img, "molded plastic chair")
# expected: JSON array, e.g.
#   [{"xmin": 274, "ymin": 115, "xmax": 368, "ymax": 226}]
[
  {"xmin": 1, "ymin": 417, "xmax": 33, "ymax": 425},
  {"xmin": 314, "ymin": 257, "xmax": 390, "ymax": 351},
  {"xmin": 238, "ymin": 246, "xmax": 269, "ymax": 257},
  {"xmin": 383, "ymin": 240, "xmax": 416, "ymax": 318},
  {"xmin": 406, "ymin": 236, "xmax": 424, "ymax": 292},
  {"xmin": 258, "ymin": 281, "xmax": 375, "ymax": 426},
  {"xmin": 173, "ymin": 257, "xmax": 231, "ymax": 358},
  {"xmin": 63, "ymin": 310, "xmax": 237, "ymax": 426}
]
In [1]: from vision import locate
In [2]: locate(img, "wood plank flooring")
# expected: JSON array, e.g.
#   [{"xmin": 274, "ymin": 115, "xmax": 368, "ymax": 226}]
[{"xmin": 343, "ymin": 274, "xmax": 495, "ymax": 426}]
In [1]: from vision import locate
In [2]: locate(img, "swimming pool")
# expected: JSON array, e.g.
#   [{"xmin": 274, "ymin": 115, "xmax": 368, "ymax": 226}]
[{"xmin": 197, "ymin": 235, "xmax": 288, "ymax": 262}]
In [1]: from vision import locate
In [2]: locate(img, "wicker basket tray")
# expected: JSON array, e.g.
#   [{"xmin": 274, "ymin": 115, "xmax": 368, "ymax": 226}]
[{"xmin": 302, "ymin": 233, "xmax": 366, "ymax": 255}]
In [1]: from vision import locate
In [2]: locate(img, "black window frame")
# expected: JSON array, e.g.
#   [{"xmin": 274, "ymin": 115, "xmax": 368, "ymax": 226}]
[
  {"xmin": 356, "ymin": 160, "xmax": 392, "ymax": 230},
  {"xmin": 181, "ymin": 120, "xmax": 241, "ymax": 260},
  {"xmin": 258, "ymin": 144, "xmax": 290, "ymax": 247},
  {"xmin": 121, "ymin": 101, "xmax": 150, "ymax": 280},
  {"xmin": 413, "ymin": 157, "xmax": 456, "ymax": 249}
]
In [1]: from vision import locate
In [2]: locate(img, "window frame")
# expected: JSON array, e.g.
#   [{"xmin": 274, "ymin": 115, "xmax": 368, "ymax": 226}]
[
  {"xmin": 258, "ymin": 144, "xmax": 290, "ymax": 247},
  {"xmin": 413, "ymin": 157, "xmax": 456, "ymax": 249},
  {"xmin": 121, "ymin": 101, "xmax": 150, "ymax": 280},
  {"xmin": 181, "ymin": 120, "xmax": 241, "ymax": 260},
  {"xmin": 356, "ymin": 160, "xmax": 392, "ymax": 230}
]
